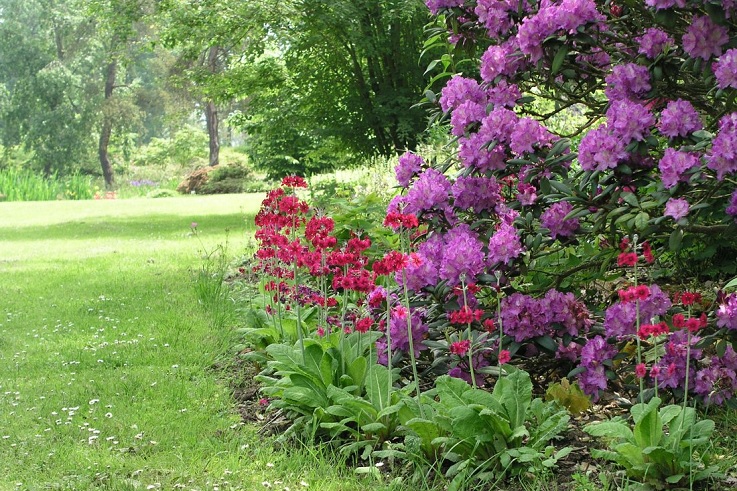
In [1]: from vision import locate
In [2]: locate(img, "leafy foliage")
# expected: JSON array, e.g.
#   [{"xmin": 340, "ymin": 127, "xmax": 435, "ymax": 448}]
[{"xmin": 585, "ymin": 397, "xmax": 720, "ymax": 487}]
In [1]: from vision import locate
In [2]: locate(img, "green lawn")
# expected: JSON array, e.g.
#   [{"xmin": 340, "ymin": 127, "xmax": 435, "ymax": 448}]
[{"xmin": 0, "ymin": 195, "xmax": 372, "ymax": 491}]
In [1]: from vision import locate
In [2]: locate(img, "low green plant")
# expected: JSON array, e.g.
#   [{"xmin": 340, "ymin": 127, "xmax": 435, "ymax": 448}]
[
  {"xmin": 0, "ymin": 167, "xmax": 94, "ymax": 201},
  {"xmin": 584, "ymin": 396, "xmax": 720, "ymax": 489},
  {"xmin": 255, "ymin": 331, "xmax": 394, "ymax": 445},
  {"xmin": 401, "ymin": 368, "xmax": 571, "ymax": 490}
]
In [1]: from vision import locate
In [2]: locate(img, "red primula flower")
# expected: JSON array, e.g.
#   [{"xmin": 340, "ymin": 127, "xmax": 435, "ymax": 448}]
[
  {"xmin": 449, "ymin": 339, "xmax": 471, "ymax": 357},
  {"xmin": 617, "ymin": 252, "xmax": 638, "ymax": 267},
  {"xmin": 281, "ymin": 175, "xmax": 308, "ymax": 188}
]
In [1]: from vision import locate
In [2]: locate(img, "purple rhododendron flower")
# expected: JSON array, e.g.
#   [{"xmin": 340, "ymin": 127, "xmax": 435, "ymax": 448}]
[
  {"xmin": 715, "ymin": 49, "xmax": 737, "ymax": 89},
  {"xmin": 707, "ymin": 113, "xmax": 737, "ymax": 180},
  {"xmin": 487, "ymin": 81, "xmax": 521, "ymax": 108},
  {"xmin": 403, "ymin": 168, "xmax": 451, "ymax": 215},
  {"xmin": 578, "ymin": 126, "xmax": 627, "ymax": 171},
  {"xmin": 459, "ymin": 135, "xmax": 507, "ymax": 172},
  {"xmin": 517, "ymin": 0, "xmax": 604, "ymax": 63},
  {"xmin": 683, "ymin": 15, "xmax": 729, "ymax": 60},
  {"xmin": 480, "ymin": 106, "xmax": 520, "ymax": 145},
  {"xmin": 449, "ymin": 353, "xmax": 491, "ymax": 385},
  {"xmin": 717, "ymin": 293, "xmax": 737, "ymax": 330},
  {"xmin": 578, "ymin": 335, "xmax": 618, "ymax": 399},
  {"xmin": 475, "ymin": 0, "xmax": 518, "ymax": 37},
  {"xmin": 450, "ymin": 100, "xmax": 487, "ymax": 137},
  {"xmin": 452, "ymin": 176, "xmax": 501, "ymax": 213},
  {"xmin": 481, "ymin": 42, "xmax": 518, "ymax": 82},
  {"xmin": 726, "ymin": 189, "xmax": 737, "ymax": 218},
  {"xmin": 607, "ymin": 100, "xmax": 655, "ymax": 142},
  {"xmin": 658, "ymin": 99, "xmax": 703, "ymax": 138},
  {"xmin": 694, "ymin": 346, "xmax": 737, "ymax": 405},
  {"xmin": 604, "ymin": 284, "xmax": 671, "ymax": 337},
  {"xmin": 397, "ymin": 251, "xmax": 438, "ymax": 292},
  {"xmin": 439, "ymin": 76, "xmax": 487, "ymax": 113},
  {"xmin": 499, "ymin": 290, "xmax": 591, "ymax": 343},
  {"xmin": 377, "ymin": 308, "xmax": 428, "ymax": 364},
  {"xmin": 664, "ymin": 197, "xmax": 689, "ymax": 221},
  {"xmin": 605, "ymin": 63, "xmax": 651, "ymax": 101},
  {"xmin": 636, "ymin": 28, "xmax": 674, "ymax": 58},
  {"xmin": 645, "ymin": 0, "xmax": 686, "ymax": 8},
  {"xmin": 516, "ymin": 182, "xmax": 537, "ymax": 206},
  {"xmin": 657, "ymin": 330, "xmax": 701, "ymax": 390},
  {"xmin": 395, "ymin": 152, "xmax": 425, "ymax": 188},
  {"xmin": 425, "ymin": 0, "xmax": 465, "ymax": 15},
  {"xmin": 540, "ymin": 201, "xmax": 579, "ymax": 239},
  {"xmin": 439, "ymin": 225, "xmax": 486, "ymax": 286},
  {"xmin": 510, "ymin": 117, "xmax": 555, "ymax": 155},
  {"xmin": 487, "ymin": 222, "xmax": 523, "ymax": 265},
  {"xmin": 659, "ymin": 148, "xmax": 700, "ymax": 189}
]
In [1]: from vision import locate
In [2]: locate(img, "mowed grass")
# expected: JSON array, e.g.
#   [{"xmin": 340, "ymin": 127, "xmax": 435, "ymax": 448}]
[{"xmin": 0, "ymin": 195, "xmax": 373, "ymax": 491}]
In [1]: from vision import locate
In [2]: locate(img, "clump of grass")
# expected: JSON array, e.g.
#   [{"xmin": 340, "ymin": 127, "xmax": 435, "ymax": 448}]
[
  {"xmin": 192, "ymin": 236, "xmax": 235, "ymax": 329},
  {"xmin": 0, "ymin": 167, "xmax": 95, "ymax": 201}
]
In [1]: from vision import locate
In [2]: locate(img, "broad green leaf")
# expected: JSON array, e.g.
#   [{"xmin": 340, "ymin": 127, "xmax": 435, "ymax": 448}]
[
  {"xmin": 448, "ymin": 406, "xmax": 494, "ymax": 442},
  {"xmin": 289, "ymin": 374, "xmax": 328, "ymax": 404},
  {"xmin": 492, "ymin": 368, "xmax": 532, "ymax": 429},
  {"xmin": 346, "ymin": 355, "xmax": 367, "ymax": 390},
  {"xmin": 365, "ymin": 363, "xmax": 390, "ymax": 411},
  {"xmin": 361, "ymin": 422, "xmax": 387, "ymax": 433},
  {"xmin": 478, "ymin": 407, "xmax": 512, "ymax": 438},
  {"xmin": 584, "ymin": 421, "xmax": 633, "ymax": 441},
  {"xmin": 658, "ymin": 404, "xmax": 681, "ymax": 425},
  {"xmin": 436, "ymin": 375, "xmax": 472, "ymax": 412},
  {"xmin": 633, "ymin": 398, "xmax": 663, "ymax": 448}
]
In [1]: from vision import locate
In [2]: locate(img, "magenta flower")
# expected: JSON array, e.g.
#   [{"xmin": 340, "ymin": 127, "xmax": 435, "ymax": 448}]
[
  {"xmin": 635, "ymin": 28, "xmax": 674, "ymax": 59},
  {"xmin": 714, "ymin": 49, "xmax": 737, "ymax": 89},
  {"xmin": 658, "ymin": 148, "xmax": 700, "ymax": 189},
  {"xmin": 664, "ymin": 197, "xmax": 689, "ymax": 221},
  {"xmin": 682, "ymin": 15, "xmax": 729, "ymax": 60},
  {"xmin": 395, "ymin": 152, "xmax": 425, "ymax": 188},
  {"xmin": 707, "ymin": 113, "xmax": 737, "ymax": 180},
  {"xmin": 439, "ymin": 76, "xmax": 487, "ymax": 113},
  {"xmin": 578, "ymin": 126, "xmax": 627, "ymax": 171},
  {"xmin": 605, "ymin": 63, "xmax": 651, "ymax": 102},
  {"xmin": 439, "ymin": 225, "xmax": 486, "ymax": 286},
  {"xmin": 450, "ymin": 100, "xmax": 487, "ymax": 137},
  {"xmin": 658, "ymin": 99, "xmax": 703, "ymax": 138},
  {"xmin": 541, "ymin": 201, "xmax": 579, "ymax": 239},
  {"xmin": 487, "ymin": 222, "xmax": 523, "ymax": 265},
  {"xmin": 607, "ymin": 100, "xmax": 655, "ymax": 142}
]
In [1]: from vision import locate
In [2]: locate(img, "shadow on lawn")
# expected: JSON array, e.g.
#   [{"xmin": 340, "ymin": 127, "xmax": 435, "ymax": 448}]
[{"xmin": 2, "ymin": 213, "xmax": 252, "ymax": 241}]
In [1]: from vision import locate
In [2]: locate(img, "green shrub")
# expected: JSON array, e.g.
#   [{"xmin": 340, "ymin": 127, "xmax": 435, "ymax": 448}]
[
  {"xmin": 146, "ymin": 188, "xmax": 178, "ymax": 198},
  {"xmin": 199, "ymin": 164, "xmax": 253, "ymax": 195}
]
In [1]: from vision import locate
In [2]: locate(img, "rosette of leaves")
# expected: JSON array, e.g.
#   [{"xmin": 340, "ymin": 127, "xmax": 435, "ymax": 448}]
[
  {"xmin": 255, "ymin": 332, "xmax": 406, "ymax": 453},
  {"xmin": 584, "ymin": 397, "xmax": 720, "ymax": 489},
  {"xmin": 400, "ymin": 367, "xmax": 571, "ymax": 489}
]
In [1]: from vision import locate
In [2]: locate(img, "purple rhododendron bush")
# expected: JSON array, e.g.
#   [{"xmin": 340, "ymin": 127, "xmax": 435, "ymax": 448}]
[{"xmin": 242, "ymin": 0, "xmax": 737, "ymax": 488}]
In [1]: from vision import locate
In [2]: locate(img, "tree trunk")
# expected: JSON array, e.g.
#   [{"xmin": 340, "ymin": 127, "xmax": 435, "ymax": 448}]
[
  {"xmin": 205, "ymin": 46, "xmax": 220, "ymax": 167},
  {"xmin": 98, "ymin": 59, "xmax": 117, "ymax": 189},
  {"xmin": 205, "ymin": 100, "xmax": 219, "ymax": 167}
]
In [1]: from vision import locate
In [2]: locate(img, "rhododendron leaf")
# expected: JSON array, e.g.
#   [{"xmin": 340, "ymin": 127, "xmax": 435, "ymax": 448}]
[
  {"xmin": 551, "ymin": 45, "xmax": 568, "ymax": 75},
  {"xmin": 669, "ymin": 228, "xmax": 683, "ymax": 251}
]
